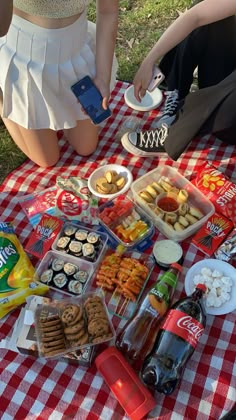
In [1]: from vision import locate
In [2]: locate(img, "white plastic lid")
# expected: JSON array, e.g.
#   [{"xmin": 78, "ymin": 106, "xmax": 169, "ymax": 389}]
[{"xmin": 153, "ymin": 239, "xmax": 183, "ymax": 267}]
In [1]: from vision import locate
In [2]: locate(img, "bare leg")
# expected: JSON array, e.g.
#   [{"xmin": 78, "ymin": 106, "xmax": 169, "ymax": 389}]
[
  {"xmin": 0, "ymin": 88, "xmax": 60, "ymax": 167},
  {"xmin": 66, "ymin": 118, "xmax": 99, "ymax": 156}
]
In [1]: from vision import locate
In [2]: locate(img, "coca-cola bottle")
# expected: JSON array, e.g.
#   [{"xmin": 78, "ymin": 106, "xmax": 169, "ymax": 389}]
[
  {"xmin": 115, "ymin": 263, "xmax": 182, "ymax": 371},
  {"xmin": 141, "ymin": 283, "xmax": 207, "ymax": 394}
]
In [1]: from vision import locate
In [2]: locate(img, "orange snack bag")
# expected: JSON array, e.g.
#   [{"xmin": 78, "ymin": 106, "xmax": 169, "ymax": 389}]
[{"xmin": 192, "ymin": 162, "xmax": 236, "ymax": 226}]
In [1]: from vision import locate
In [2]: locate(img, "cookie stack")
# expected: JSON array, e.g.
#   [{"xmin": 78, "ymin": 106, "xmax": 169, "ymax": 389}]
[
  {"xmin": 61, "ymin": 304, "xmax": 89, "ymax": 347},
  {"xmin": 39, "ymin": 315, "xmax": 66, "ymax": 357},
  {"xmin": 84, "ymin": 296, "xmax": 113, "ymax": 344}
]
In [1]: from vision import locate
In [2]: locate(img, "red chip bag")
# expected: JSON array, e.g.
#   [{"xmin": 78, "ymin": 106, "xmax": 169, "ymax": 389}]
[{"xmin": 192, "ymin": 162, "xmax": 236, "ymax": 226}]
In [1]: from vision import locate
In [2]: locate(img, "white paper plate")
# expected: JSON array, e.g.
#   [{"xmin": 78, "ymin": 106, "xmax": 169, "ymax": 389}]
[
  {"xmin": 185, "ymin": 259, "xmax": 236, "ymax": 315},
  {"xmin": 88, "ymin": 164, "xmax": 133, "ymax": 199},
  {"xmin": 124, "ymin": 85, "xmax": 163, "ymax": 111}
]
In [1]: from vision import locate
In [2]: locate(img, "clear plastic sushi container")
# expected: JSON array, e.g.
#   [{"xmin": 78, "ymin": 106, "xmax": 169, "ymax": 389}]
[
  {"xmin": 131, "ymin": 166, "xmax": 215, "ymax": 242},
  {"xmin": 97, "ymin": 194, "xmax": 155, "ymax": 251},
  {"xmin": 34, "ymin": 291, "xmax": 116, "ymax": 360},
  {"xmin": 35, "ymin": 250, "xmax": 94, "ymax": 296},
  {"xmin": 88, "ymin": 248, "xmax": 155, "ymax": 320},
  {"xmin": 51, "ymin": 222, "xmax": 108, "ymax": 266}
]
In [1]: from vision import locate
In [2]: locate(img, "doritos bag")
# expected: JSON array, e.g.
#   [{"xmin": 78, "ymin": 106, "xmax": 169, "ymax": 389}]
[{"xmin": 0, "ymin": 221, "xmax": 48, "ymax": 319}]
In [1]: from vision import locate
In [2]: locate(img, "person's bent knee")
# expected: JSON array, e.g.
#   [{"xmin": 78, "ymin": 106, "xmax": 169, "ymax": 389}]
[
  {"xmin": 74, "ymin": 143, "xmax": 98, "ymax": 157},
  {"xmin": 34, "ymin": 152, "xmax": 60, "ymax": 168}
]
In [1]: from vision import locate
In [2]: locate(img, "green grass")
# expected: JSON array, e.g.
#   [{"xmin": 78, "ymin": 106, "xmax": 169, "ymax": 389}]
[{"xmin": 0, "ymin": 0, "xmax": 190, "ymax": 185}]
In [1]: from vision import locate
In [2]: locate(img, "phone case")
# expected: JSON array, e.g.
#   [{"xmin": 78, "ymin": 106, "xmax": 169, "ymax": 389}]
[
  {"xmin": 71, "ymin": 76, "xmax": 111, "ymax": 125},
  {"xmin": 147, "ymin": 66, "xmax": 165, "ymax": 92}
]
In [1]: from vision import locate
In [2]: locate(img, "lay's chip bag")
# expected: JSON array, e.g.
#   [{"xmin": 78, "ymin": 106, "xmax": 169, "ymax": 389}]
[{"xmin": 0, "ymin": 221, "xmax": 49, "ymax": 319}]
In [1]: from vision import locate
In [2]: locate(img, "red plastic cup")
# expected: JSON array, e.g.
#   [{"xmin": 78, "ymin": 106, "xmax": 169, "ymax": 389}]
[{"xmin": 95, "ymin": 347, "xmax": 156, "ymax": 420}]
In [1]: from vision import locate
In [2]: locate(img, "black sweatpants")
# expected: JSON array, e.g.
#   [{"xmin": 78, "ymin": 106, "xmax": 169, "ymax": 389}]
[{"xmin": 158, "ymin": 16, "xmax": 236, "ymax": 160}]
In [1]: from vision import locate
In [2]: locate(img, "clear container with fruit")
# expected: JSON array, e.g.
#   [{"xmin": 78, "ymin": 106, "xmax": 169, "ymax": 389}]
[{"xmin": 97, "ymin": 194, "xmax": 154, "ymax": 251}]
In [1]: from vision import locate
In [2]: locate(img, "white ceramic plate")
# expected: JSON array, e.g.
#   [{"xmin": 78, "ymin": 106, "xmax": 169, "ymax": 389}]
[
  {"xmin": 88, "ymin": 164, "xmax": 133, "ymax": 199},
  {"xmin": 185, "ymin": 259, "xmax": 236, "ymax": 315},
  {"xmin": 124, "ymin": 85, "xmax": 163, "ymax": 111}
]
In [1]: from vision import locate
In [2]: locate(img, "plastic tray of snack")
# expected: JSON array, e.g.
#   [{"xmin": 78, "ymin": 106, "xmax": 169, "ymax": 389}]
[
  {"xmin": 34, "ymin": 291, "xmax": 115, "ymax": 359},
  {"xmin": 35, "ymin": 250, "xmax": 94, "ymax": 296},
  {"xmin": 97, "ymin": 194, "xmax": 155, "ymax": 251},
  {"xmin": 51, "ymin": 222, "xmax": 108, "ymax": 265},
  {"xmin": 88, "ymin": 248, "xmax": 155, "ymax": 320},
  {"xmin": 131, "ymin": 166, "xmax": 215, "ymax": 242}
]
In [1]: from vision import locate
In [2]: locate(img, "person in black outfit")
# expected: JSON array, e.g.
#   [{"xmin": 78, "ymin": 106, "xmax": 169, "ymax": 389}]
[{"xmin": 121, "ymin": 0, "xmax": 236, "ymax": 159}]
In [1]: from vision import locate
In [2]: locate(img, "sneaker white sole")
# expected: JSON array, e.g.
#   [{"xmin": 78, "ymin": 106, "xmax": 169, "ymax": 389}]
[{"xmin": 121, "ymin": 132, "xmax": 162, "ymax": 157}]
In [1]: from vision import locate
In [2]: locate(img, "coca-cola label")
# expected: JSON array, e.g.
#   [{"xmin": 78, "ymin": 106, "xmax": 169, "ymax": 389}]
[{"xmin": 162, "ymin": 309, "xmax": 204, "ymax": 348}]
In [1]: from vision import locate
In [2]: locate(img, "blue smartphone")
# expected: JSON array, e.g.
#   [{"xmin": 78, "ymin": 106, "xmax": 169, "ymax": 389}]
[{"xmin": 71, "ymin": 75, "xmax": 111, "ymax": 125}]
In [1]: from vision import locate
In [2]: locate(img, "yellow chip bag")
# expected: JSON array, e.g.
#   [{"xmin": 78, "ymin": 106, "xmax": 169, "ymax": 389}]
[{"xmin": 0, "ymin": 221, "xmax": 49, "ymax": 319}]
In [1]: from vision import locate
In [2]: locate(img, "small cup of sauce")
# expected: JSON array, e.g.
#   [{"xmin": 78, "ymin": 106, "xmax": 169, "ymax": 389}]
[
  {"xmin": 156, "ymin": 193, "xmax": 179, "ymax": 213},
  {"xmin": 153, "ymin": 239, "xmax": 183, "ymax": 270}
]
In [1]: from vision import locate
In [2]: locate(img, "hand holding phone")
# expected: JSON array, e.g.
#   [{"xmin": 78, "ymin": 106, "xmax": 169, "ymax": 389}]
[
  {"xmin": 147, "ymin": 66, "xmax": 165, "ymax": 92},
  {"xmin": 71, "ymin": 76, "xmax": 111, "ymax": 125}
]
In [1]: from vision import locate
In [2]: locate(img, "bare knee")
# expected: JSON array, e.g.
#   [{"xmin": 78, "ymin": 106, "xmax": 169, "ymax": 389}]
[
  {"xmin": 66, "ymin": 120, "xmax": 99, "ymax": 156},
  {"xmin": 35, "ymin": 152, "xmax": 60, "ymax": 168}
]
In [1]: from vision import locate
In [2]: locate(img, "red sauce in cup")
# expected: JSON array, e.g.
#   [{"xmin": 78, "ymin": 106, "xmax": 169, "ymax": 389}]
[{"xmin": 157, "ymin": 196, "xmax": 179, "ymax": 212}]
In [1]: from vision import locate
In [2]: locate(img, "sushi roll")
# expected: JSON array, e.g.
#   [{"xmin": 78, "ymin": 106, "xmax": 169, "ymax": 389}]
[
  {"xmin": 56, "ymin": 236, "xmax": 70, "ymax": 251},
  {"xmin": 82, "ymin": 243, "xmax": 95, "ymax": 261},
  {"xmin": 68, "ymin": 280, "xmax": 83, "ymax": 295},
  {"xmin": 87, "ymin": 232, "xmax": 100, "ymax": 247},
  {"xmin": 75, "ymin": 229, "xmax": 88, "ymax": 243},
  {"xmin": 63, "ymin": 262, "xmax": 78, "ymax": 276},
  {"xmin": 64, "ymin": 224, "xmax": 77, "ymax": 237},
  {"xmin": 53, "ymin": 272, "xmax": 68, "ymax": 288},
  {"xmin": 40, "ymin": 269, "xmax": 53, "ymax": 284},
  {"xmin": 68, "ymin": 240, "xmax": 83, "ymax": 257},
  {"xmin": 73, "ymin": 270, "xmax": 88, "ymax": 284},
  {"xmin": 51, "ymin": 258, "xmax": 64, "ymax": 272}
]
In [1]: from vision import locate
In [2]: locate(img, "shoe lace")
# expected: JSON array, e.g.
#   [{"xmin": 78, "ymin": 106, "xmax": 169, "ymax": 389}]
[
  {"xmin": 162, "ymin": 89, "xmax": 179, "ymax": 116},
  {"xmin": 139, "ymin": 124, "xmax": 168, "ymax": 149}
]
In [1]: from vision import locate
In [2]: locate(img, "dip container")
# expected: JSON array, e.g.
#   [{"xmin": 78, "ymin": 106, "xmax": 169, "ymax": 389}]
[
  {"xmin": 131, "ymin": 166, "xmax": 215, "ymax": 242},
  {"xmin": 153, "ymin": 239, "xmax": 183, "ymax": 269}
]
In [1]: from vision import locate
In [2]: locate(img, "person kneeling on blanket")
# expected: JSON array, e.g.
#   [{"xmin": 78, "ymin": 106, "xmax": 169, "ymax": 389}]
[{"xmin": 121, "ymin": 0, "xmax": 236, "ymax": 160}]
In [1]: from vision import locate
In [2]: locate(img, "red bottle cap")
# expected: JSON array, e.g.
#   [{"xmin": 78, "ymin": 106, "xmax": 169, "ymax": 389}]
[
  {"xmin": 95, "ymin": 347, "xmax": 156, "ymax": 420},
  {"xmin": 170, "ymin": 262, "xmax": 182, "ymax": 272},
  {"xmin": 196, "ymin": 283, "xmax": 207, "ymax": 292}
]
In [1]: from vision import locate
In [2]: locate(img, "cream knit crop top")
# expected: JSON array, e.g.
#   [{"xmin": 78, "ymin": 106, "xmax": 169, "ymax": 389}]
[{"xmin": 14, "ymin": 0, "xmax": 92, "ymax": 18}]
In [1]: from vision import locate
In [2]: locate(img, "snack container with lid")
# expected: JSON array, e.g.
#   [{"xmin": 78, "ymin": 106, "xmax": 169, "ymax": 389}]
[
  {"xmin": 34, "ymin": 291, "xmax": 115, "ymax": 359},
  {"xmin": 97, "ymin": 194, "xmax": 155, "ymax": 252},
  {"xmin": 51, "ymin": 222, "xmax": 108, "ymax": 265},
  {"xmin": 131, "ymin": 166, "xmax": 215, "ymax": 242},
  {"xmin": 88, "ymin": 248, "xmax": 155, "ymax": 320},
  {"xmin": 35, "ymin": 250, "xmax": 94, "ymax": 296}
]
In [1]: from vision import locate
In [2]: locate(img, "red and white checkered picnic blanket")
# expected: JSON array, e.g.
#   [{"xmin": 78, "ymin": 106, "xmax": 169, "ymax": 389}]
[{"xmin": 0, "ymin": 81, "xmax": 235, "ymax": 420}]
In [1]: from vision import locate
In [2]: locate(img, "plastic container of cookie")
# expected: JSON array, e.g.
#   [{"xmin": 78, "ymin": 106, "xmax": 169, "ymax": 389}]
[
  {"xmin": 88, "ymin": 248, "xmax": 155, "ymax": 320},
  {"xmin": 51, "ymin": 222, "xmax": 108, "ymax": 266},
  {"xmin": 131, "ymin": 165, "xmax": 215, "ymax": 242},
  {"xmin": 97, "ymin": 194, "xmax": 155, "ymax": 252},
  {"xmin": 35, "ymin": 250, "xmax": 94, "ymax": 296},
  {"xmin": 34, "ymin": 291, "xmax": 116, "ymax": 360}
]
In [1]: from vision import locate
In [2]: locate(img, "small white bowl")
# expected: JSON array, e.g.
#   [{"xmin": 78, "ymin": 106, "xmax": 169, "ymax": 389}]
[
  {"xmin": 88, "ymin": 164, "xmax": 133, "ymax": 199},
  {"xmin": 124, "ymin": 85, "xmax": 163, "ymax": 112}
]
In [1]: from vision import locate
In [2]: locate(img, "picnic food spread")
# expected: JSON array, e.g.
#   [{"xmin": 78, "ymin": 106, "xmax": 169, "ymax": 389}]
[{"xmin": 1, "ymin": 157, "xmax": 235, "ymax": 420}]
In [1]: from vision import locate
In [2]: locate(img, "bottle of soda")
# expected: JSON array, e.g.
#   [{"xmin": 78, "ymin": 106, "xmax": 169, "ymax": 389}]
[
  {"xmin": 115, "ymin": 263, "xmax": 182, "ymax": 371},
  {"xmin": 141, "ymin": 283, "xmax": 207, "ymax": 395}
]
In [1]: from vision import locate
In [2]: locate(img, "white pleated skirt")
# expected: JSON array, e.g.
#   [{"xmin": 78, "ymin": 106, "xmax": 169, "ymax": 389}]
[{"xmin": 0, "ymin": 13, "xmax": 118, "ymax": 130}]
